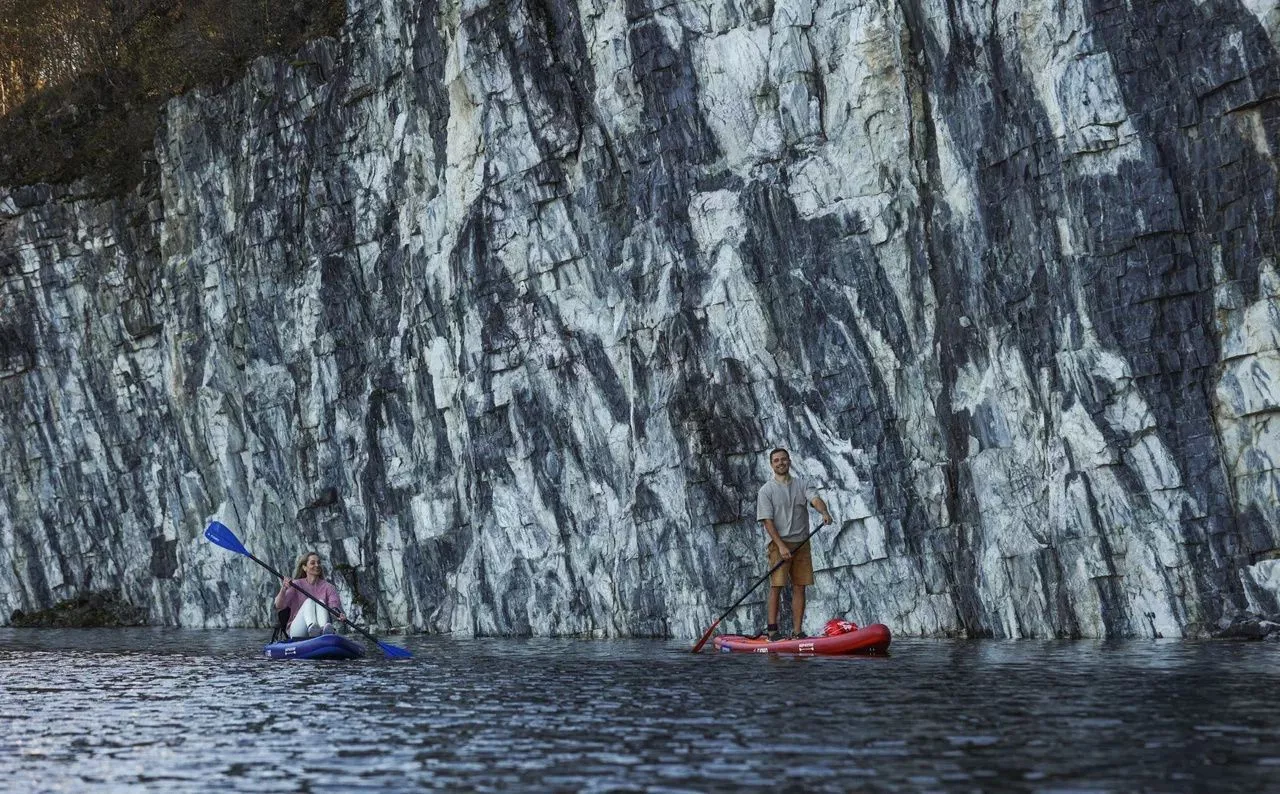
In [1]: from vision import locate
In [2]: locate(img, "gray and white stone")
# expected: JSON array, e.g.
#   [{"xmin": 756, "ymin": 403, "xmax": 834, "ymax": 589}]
[{"xmin": 2, "ymin": 0, "xmax": 1278, "ymax": 638}]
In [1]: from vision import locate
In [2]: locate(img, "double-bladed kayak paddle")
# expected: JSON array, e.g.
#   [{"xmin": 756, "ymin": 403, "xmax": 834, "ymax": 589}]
[{"xmin": 204, "ymin": 520, "xmax": 412, "ymax": 659}]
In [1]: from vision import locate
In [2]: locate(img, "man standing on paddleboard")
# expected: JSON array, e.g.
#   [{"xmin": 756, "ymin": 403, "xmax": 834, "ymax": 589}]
[{"xmin": 757, "ymin": 447, "xmax": 833, "ymax": 641}]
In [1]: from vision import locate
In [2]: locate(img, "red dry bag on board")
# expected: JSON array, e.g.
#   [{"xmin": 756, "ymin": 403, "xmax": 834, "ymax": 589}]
[{"xmin": 823, "ymin": 618, "xmax": 859, "ymax": 636}]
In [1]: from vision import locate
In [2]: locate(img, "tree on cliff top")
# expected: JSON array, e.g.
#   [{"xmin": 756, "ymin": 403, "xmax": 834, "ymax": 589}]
[{"xmin": 0, "ymin": 0, "xmax": 344, "ymax": 194}]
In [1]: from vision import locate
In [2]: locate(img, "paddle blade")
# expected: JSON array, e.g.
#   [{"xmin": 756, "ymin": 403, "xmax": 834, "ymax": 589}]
[
  {"xmin": 691, "ymin": 619, "xmax": 720, "ymax": 654},
  {"xmin": 377, "ymin": 641, "xmax": 413, "ymax": 659},
  {"xmin": 204, "ymin": 521, "xmax": 250, "ymax": 557}
]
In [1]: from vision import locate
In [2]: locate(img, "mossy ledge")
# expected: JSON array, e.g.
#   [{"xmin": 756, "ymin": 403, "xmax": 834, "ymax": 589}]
[{"xmin": 10, "ymin": 590, "xmax": 149, "ymax": 628}]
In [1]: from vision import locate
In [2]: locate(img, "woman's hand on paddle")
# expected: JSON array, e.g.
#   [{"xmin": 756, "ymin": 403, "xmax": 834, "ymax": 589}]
[
  {"xmin": 820, "ymin": 512, "xmax": 834, "ymax": 525},
  {"xmin": 273, "ymin": 577, "xmax": 292, "ymax": 608}
]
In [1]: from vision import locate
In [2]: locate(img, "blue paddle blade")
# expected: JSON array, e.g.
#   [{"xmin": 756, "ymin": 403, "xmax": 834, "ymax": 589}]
[
  {"xmin": 204, "ymin": 521, "xmax": 250, "ymax": 557},
  {"xmin": 377, "ymin": 641, "xmax": 413, "ymax": 659}
]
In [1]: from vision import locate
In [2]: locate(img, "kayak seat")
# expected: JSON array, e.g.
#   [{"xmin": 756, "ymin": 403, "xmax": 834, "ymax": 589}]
[{"xmin": 270, "ymin": 608, "xmax": 292, "ymax": 643}]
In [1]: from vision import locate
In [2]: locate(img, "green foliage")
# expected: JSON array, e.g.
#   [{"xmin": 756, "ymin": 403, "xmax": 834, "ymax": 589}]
[{"xmin": 0, "ymin": 0, "xmax": 345, "ymax": 194}]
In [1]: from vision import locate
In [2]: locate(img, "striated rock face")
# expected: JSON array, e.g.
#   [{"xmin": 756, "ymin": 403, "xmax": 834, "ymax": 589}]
[{"xmin": 2, "ymin": 0, "xmax": 1279, "ymax": 638}]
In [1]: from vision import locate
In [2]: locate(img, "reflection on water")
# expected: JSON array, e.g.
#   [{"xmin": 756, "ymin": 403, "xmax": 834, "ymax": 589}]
[{"xmin": 1, "ymin": 629, "xmax": 1277, "ymax": 792}]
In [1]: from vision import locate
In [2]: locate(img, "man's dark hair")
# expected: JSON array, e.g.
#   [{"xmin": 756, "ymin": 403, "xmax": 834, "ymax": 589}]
[{"xmin": 769, "ymin": 447, "xmax": 790, "ymax": 460}]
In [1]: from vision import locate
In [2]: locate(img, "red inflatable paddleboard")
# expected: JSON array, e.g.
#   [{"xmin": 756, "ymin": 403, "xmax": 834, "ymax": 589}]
[{"xmin": 713, "ymin": 623, "xmax": 891, "ymax": 655}]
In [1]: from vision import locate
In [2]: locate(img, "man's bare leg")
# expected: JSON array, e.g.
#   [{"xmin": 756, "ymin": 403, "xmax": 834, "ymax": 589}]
[
  {"xmin": 792, "ymin": 585, "xmax": 806, "ymax": 635},
  {"xmin": 768, "ymin": 585, "xmax": 783, "ymax": 629}
]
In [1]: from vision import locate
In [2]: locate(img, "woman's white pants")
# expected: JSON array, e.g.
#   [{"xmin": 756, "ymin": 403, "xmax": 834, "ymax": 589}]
[{"xmin": 288, "ymin": 598, "xmax": 331, "ymax": 638}]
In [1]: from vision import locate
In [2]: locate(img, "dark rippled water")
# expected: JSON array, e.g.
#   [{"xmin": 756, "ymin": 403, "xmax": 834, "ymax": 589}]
[{"xmin": 1, "ymin": 629, "xmax": 1278, "ymax": 792}]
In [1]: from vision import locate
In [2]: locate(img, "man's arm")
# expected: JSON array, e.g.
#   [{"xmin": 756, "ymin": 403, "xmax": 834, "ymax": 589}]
[
  {"xmin": 762, "ymin": 518, "xmax": 792, "ymax": 559},
  {"xmin": 810, "ymin": 495, "xmax": 834, "ymax": 525},
  {"xmin": 758, "ymin": 487, "xmax": 791, "ymax": 559}
]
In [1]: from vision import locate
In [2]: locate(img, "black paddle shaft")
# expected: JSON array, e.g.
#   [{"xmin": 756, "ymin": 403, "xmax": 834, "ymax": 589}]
[{"xmin": 691, "ymin": 524, "xmax": 826, "ymax": 652}]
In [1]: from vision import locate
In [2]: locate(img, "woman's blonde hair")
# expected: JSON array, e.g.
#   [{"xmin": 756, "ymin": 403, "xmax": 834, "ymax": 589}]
[{"xmin": 293, "ymin": 551, "xmax": 323, "ymax": 579}]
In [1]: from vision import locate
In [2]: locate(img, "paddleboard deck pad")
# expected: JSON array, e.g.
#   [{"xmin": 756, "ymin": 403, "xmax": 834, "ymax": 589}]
[{"xmin": 713, "ymin": 623, "xmax": 891, "ymax": 655}]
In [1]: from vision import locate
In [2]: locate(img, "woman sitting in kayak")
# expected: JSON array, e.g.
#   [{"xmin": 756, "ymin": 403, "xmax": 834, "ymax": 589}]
[{"xmin": 274, "ymin": 551, "xmax": 347, "ymax": 638}]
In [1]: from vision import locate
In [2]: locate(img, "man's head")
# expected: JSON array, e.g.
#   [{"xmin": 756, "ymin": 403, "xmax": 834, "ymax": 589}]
[{"xmin": 769, "ymin": 447, "xmax": 791, "ymax": 478}]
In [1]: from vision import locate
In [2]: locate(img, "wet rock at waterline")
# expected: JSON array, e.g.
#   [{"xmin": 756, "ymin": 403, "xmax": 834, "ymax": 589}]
[
  {"xmin": 9, "ymin": 591, "xmax": 149, "ymax": 628},
  {"xmin": 2, "ymin": 0, "xmax": 1279, "ymax": 638},
  {"xmin": 1211, "ymin": 613, "xmax": 1280, "ymax": 641}
]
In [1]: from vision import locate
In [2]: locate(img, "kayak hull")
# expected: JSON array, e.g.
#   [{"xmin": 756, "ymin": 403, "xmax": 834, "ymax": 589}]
[
  {"xmin": 264, "ymin": 634, "xmax": 366, "ymax": 660},
  {"xmin": 713, "ymin": 623, "xmax": 891, "ymax": 655}
]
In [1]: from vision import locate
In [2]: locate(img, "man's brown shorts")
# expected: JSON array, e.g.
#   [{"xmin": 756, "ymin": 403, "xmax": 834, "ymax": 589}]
[{"xmin": 767, "ymin": 539, "xmax": 814, "ymax": 587}]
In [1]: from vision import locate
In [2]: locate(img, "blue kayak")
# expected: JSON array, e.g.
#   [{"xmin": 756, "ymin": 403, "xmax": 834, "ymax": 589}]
[{"xmin": 263, "ymin": 634, "xmax": 366, "ymax": 660}]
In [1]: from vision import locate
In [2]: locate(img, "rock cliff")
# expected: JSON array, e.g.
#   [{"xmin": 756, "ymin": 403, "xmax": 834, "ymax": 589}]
[{"xmin": 2, "ymin": 0, "xmax": 1278, "ymax": 637}]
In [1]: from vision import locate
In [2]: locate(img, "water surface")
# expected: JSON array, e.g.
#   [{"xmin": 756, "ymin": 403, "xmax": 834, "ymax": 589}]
[{"xmin": 1, "ymin": 629, "xmax": 1277, "ymax": 791}]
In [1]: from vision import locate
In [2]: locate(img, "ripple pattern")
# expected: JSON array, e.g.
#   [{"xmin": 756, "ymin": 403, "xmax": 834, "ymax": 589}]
[{"xmin": 1, "ymin": 630, "xmax": 1278, "ymax": 792}]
